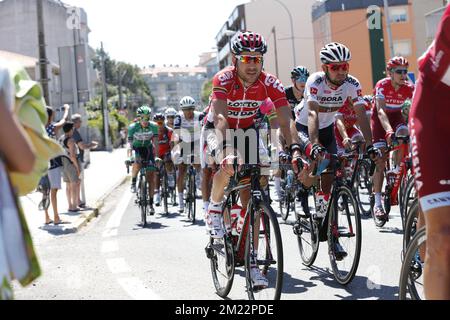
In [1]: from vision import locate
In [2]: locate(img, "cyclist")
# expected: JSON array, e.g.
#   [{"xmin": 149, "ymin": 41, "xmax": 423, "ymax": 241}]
[
  {"xmin": 172, "ymin": 96, "xmax": 204, "ymax": 213},
  {"xmin": 165, "ymin": 107, "xmax": 178, "ymax": 129},
  {"xmin": 152, "ymin": 113, "xmax": 175, "ymax": 207},
  {"xmin": 371, "ymin": 56, "xmax": 414, "ymax": 219},
  {"xmin": 204, "ymin": 31, "xmax": 301, "ymax": 287},
  {"xmin": 285, "ymin": 66, "xmax": 310, "ymax": 116},
  {"xmin": 409, "ymin": 4, "xmax": 450, "ymax": 300},
  {"xmin": 127, "ymin": 106, "xmax": 159, "ymax": 215},
  {"xmin": 294, "ymin": 42, "xmax": 378, "ymax": 259}
]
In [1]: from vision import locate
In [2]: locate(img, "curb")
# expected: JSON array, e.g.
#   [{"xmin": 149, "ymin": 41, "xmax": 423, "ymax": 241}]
[{"xmin": 59, "ymin": 175, "xmax": 130, "ymax": 234}]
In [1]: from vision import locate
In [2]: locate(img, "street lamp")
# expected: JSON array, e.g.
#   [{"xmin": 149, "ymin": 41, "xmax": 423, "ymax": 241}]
[
  {"xmin": 224, "ymin": 29, "xmax": 237, "ymax": 66},
  {"xmin": 274, "ymin": 0, "xmax": 296, "ymax": 67},
  {"xmin": 271, "ymin": 26, "xmax": 279, "ymax": 77}
]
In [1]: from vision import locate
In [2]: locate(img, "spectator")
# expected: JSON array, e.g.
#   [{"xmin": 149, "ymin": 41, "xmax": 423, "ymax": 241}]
[
  {"xmin": 59, "ymin": 122, "xmax": 81, "ymax": 213},
  {"xmin": 71, "ymin": 114, "xmax": 98, "ymax": 208},
  {"xmin": 44, "ymin": 104, "xmax": 70, "ymax": 225},
  {"xmin": 120, "ymin": 128, "xmax": 127, "ymax": 148}
]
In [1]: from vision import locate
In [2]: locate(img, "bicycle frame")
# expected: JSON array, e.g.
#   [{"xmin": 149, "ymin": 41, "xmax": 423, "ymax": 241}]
[{"xmin": 386, "ymin": 140, "xmax": 410, "ymax": 206}]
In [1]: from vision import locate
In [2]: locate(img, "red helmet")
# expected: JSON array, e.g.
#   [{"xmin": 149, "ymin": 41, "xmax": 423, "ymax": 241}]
[
  {"xmin": 387, "ymin": 56, "xmax": 409, "ymax": 70},
  {"xmin": 231, "ymin": 31, "xmax": 267, "ymax": 55}
]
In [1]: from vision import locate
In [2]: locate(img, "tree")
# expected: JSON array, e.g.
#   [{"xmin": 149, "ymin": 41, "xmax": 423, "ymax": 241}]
[{"xmin": 201, "ymin": 79, "xmax": 213, "ymax": 105}]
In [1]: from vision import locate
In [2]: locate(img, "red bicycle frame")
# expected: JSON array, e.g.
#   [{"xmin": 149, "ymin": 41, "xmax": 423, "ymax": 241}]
[{"xmin": 386, "ymin": 141, "xmax": 410, "ymax": 206}]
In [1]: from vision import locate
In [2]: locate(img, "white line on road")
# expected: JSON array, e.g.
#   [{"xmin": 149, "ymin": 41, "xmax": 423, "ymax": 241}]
[
  {"xmin": 101, "ymin": 240, "xmax": 119, "ymax": 253},
  {"xmin": 106, "ymin": 258, "xmax": 131, "ymax": 274},
  {"xmin": 103, "ymin": 190, "xmax": 133, "ymax": 237},
  {"xmin": 117, "ymin": 277, "xmax": 161, "ymax": 300}
]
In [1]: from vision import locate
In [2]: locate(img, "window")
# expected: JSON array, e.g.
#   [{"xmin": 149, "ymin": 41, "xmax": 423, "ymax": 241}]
[
  {"xmin": 393, "ymin": 40, "xmax": 412, "ymax": 57},
  {"xmin": 389, "ymin": 7, "xmax": 408, "ymax": 23}
]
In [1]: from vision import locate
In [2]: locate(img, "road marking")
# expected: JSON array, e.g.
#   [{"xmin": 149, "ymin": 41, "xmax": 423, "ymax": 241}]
[
  {"xmin": 101, "ymin": 240, "xmax": 119, "ymax": 253},
  {"xmin": 117, "ymin": 277, "xmax": 161, "ymax": 300},
  {"xmin": 103, "ymin": 191, "xmax": 133, "ymax": 237},
  {"xmin": 106, "ymin": 258, "xmax": 131, "ymax": 274}
]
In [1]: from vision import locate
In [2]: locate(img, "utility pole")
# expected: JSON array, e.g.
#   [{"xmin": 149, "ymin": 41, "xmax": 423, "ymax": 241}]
[
  {"xmin": 383, "ymin": 0, "xmax": 395, "ymax": 57},
  {"xmin": 274, "ymin": 0, "xmax": 296, "ymax": 66},
  {"xmin": 271, "ymin": 26, "xmax": 279, "ymax": 78},
  {"xmin": 100, "ymin": 42, "xmax": 111, "ymax": 151},
  {"xmin": 37, "ymin": 0, "xmax": 50, "ymax": 105}
]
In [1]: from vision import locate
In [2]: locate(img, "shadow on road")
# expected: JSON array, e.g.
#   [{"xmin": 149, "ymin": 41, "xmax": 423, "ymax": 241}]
[{"xmin": 305, "ymin": 265, "xmax": 399, "ymax": 300}]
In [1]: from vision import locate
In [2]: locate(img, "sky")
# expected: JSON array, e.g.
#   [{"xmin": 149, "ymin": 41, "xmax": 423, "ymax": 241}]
[{"xmin": 65, "ymin": 0, "xmax": 249, "ymax": 67}]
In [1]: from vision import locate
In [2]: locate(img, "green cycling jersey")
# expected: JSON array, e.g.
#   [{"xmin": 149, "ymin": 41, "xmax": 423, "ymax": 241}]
[{"xmin": 128, "ymin": 121, "xmax": 159, "ymax": 149}]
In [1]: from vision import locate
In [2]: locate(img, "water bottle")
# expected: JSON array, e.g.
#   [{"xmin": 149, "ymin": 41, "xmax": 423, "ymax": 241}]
[
  {"xmin": 286, "ymin": 170, "xmax": 294, "ymax": 188},
  {"xmin": 230, "ymin": 204, "xmax": 242, "ymax": 236},
  {"xmin": 236, "ymin": 208, "xmax": 247, "ymax": 234}
]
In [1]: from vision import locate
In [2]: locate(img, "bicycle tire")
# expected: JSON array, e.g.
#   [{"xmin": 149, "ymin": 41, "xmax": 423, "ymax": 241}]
[
  {"xmin": 140, "ymin": 175, "xmax": 147, "ymax": 227},
  {"xmin": 354, "ymin": 160, "xmax": 372, "ymax": 217},
  {"xmin": 188, "ymin": 169, "xmax": 196, "ymax": 223},
  {"xmin": 328, "ymin": 185, "xmax": 362, "ymax": 285},
  {"xmin": 209, "ymin": 235, "xmax": 235, "ymax": 298},
  {"xmin": 295, "ymin": 189, "xmax": 319, "ymax": 267},
  {"xmin": 163, "ymin": 169, "xmax": 169, "ymax": 214},
  {"xmin": 399, "ymin": 227, "xmax": 426, "ymax": 300},
  {"xmin": 244, "ymin": 200, "xmax": 283, "ymax": 300},
  {"xmin": 279, "ymin": 191, "xmax": 290, "ymax": 221},
  {"xmin": 403, "ymin": 199, "xmax": 419, "ymax": 254},
  {"xmin": 401, "ymin": 176, "xmax": 417, "ymax": 229}
]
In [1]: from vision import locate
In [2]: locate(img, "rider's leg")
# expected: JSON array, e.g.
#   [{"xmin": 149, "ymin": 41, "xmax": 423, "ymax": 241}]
[
  {"xmin": 131, "ymin": 162, "xmax": 141, "ymax": 192},
  {"xmin": 373, "ymin": 146, "xmax": 387, "ymax": 211},
  {"xmin": 202, "ymin": 167, "xmax": 212, "ymax": 214}
]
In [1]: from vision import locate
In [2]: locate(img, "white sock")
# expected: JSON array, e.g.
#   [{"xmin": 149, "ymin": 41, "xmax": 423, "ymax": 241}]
[
  {"xmin": 203, "ymin": 201, "xmax": 210, "ymax": 212},
  {"xmin": 208, "ymin": 201, "xmax": 222, "ymax": 214},
  {"xmin": 178, "ymin": 193, "xmax": 184, "ymax": 205},
  {"xmin": 375, "ymin": 193, "xmax": 382, "ymax": 207},
  {"xmin": 274, "ymin": 177, "xmax": 281, "ymax": 193}
]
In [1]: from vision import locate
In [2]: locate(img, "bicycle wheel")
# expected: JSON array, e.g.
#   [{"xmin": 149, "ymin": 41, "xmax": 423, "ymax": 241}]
[
  {"xmin": 244, "ymin": 201, "xmax": 283, "ymax": 300},
  {"xmin": 401, "ymin": 176, "xmax": 417, "ymax": 229},
  {"xmin": 295, "ymin": 188, "xmax": 319, "ymax": 267},
  {"xmin": 188, "ymin": 169, "xmax": 197, "ymax": 223},
  {"xmin": 208, "ymin": 234, "xmax": 235, "ymax": 298},
  {"xmin": 139, "ymin": 176, "xmax": 148, "ymax": 227},
  {"xmin": 403, "ymin": 199, "xmax": 419, "ymax": 254},
  {"xmin": 328, "ymin": 185, "xmax": 362, "ymax": 285},
  {"xmin": 354, "ymin": 160, "xmax": 372, "ymax": 217},
  {"xmin": 162, "ymin": 169, "xmax": 169, "ymax": 214},
  {"xmin": 279, "ymin": 189, "xmax": 290, "ymax": 221},
  {"xmin": 399, "ymin": 227, "xmax": 426, "ymax": 300}
]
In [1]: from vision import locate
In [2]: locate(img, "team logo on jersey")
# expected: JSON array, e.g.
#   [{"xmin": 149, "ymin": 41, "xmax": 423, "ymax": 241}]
[
  {"xmin": 310, "ymin": 87, "xmax": 318, "ymax": 95},
  {"xmin": 264, "ymin": 75, "xmax": 285, "ymax": 93},
  {"xmin": 218, "ymin": 71, "xmax": 234, "ymax": 82},
  {"xmin": 228, "ymin": 101, "xmax": 261, "ymax": 108},
  {"xmin": 346, "ymin": 77, "xmax": 360, "ymax": 87},
  {"xmin": 357, "ymin": 89, "xmax": 362, "ymax": 97},
  {"xmin": 320, "ymin": 96, "xmax": 343, "ymax": 103}
]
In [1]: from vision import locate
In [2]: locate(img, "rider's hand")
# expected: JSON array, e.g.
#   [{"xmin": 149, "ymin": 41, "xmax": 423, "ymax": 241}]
[
  {"xmin": 291, "ymin": 151, "xmax": 303, "ymax": 175},
  {"xmin": 385, "ymin": 130, "xmax": 394, "ymax": 146},
  {"xmin": 220, "ymin": 150, "xmax": 242, "ymax": 177},
  {"xmin": 309, "ymin": 143, "xmax": 326, "ymax": 161},
  {"xmin": 343, "ymin": 138, "xmax": 352, "ymax": 151}
]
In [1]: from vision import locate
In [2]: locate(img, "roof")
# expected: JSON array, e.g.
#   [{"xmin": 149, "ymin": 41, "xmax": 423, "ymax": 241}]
[
  {"xmin": 0, "ymin": 50, "xmax": 59, "ymax": 68},
  {"xmin": 141, "ymin": 65, "xmax": 207, "ymax": 77}
]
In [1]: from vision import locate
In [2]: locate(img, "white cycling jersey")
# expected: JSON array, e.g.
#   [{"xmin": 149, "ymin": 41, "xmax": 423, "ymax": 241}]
[
  {"xmin": 174, "ymin": 111, "xmax": 204, "ymax": 143},
  {"xmin": 295, "ymin": 72, "xmax": 365, "ymax": 129}
]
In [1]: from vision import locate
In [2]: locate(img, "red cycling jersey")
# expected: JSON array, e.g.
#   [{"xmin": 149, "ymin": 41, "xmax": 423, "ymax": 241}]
[
  {"xmin": 373, "ymin": 78, "xmax": 414, "ymax": 113},
  {"xmin": 158, "ymin": 126, "xmax": 173, "ymax": 157},
  {"xmin": 209, "ymin": 66, "xmax": 289, "ymax": 129},
  {"xmin": 335, "ymin": 99, "xmax": 371, "ymax": 129}
]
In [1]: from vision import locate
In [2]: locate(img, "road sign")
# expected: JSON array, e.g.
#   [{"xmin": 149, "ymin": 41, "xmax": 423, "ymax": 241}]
[{"xmin": 408, "ymin": 72, "xmax": 416, "ymax": 84}]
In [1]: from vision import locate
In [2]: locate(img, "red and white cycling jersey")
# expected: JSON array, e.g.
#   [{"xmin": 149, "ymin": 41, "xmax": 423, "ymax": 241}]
[
  {"xmin": 295, "ymin": 72, "xmax": 365, "ymax": 129},
  {"xmin": 208, "ymin": 66, "xmax": 288, "ymax": 129},
  {"xmin": 418, "ymin": 5, "xmax": 450, "ymax": 87},
  {"xmin": 373, "ymin": 78, "xmax": 414, "ymax": 113},
  {"xmin": 335, "ymin": 99, "xmax": 371, "ymax": 129}
]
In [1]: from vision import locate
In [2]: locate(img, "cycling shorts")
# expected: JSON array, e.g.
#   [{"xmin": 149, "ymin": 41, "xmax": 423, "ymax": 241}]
[
  {"xmin": 134, "ymin": 146, "xmax": 157, "ymax": 171},
  {"xmin": 409, "ymin": 73, "xmax": 450, "ymax": 212},
  {"xmin": 371, "ymin": 109, "xmax": 407, "ymax": 149}
]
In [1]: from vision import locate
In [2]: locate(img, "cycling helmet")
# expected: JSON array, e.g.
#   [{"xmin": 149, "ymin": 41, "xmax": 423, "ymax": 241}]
[
  {"xmin": 153, "ymin": 113, "xmax": 165, "ymax": 122},
  {"xmin": 291, "ymin": 66, "xmax": 310, "ymax": 82},
  {"xmin": 180, "ymin": 96, "xmax": 196, "ymax": 110},
  {"xmin": 320, "ymin": 42, "xmax": 352, "ymax": 64},
  {"xmin": 231, "ymin": 31, "xmax": 267, "ymax": 55},
  {"xmin": 387, "ymin": 56, "xmax": 409, "ymax": 70},
  {"xmin": 137, "ymin": 105, "xmax": 152, "ymax": 116},
  {"xmin": 165, "ymin": 107, "xmax": 178, "ymax": 117}
]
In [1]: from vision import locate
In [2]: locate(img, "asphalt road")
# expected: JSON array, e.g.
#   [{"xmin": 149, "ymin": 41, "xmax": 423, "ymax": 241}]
[{"xmin": 13, "ymin": 180, "xmax": 404, "ymax": 300}]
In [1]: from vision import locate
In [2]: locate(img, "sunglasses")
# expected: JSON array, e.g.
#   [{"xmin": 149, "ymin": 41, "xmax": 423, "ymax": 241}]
[
  {"xmin": 140, "ymin": 116, "xmax": 150, "ymax": 121},
  {"xmin": 236, "ymin": 55, "xmax": 264, "ymax": 64},
  {"xmin": 394, "ymin": 69, "xmax": 408, "ymax": 75},
  {"xmin": 326, "ymin": 63, "xmax": 349, "ymax": 72}
]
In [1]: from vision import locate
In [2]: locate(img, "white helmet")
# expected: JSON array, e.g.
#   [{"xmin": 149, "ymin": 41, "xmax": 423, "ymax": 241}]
[
  {"xmin": 165, "ymin": 107, "xmax": 178, "ymax": 117},
  {"xmin": 320, "ymin": 42, "xmax": 351, "ymax": 64},
  {"xmin": 179, "ymin": 96, "xmax": 196, "ymax": 110}
]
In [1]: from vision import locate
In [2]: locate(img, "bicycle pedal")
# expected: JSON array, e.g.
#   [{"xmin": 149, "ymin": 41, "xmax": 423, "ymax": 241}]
[{"xmin": 204, "ymin": 245, "xmax": 214, "ymax": 259}]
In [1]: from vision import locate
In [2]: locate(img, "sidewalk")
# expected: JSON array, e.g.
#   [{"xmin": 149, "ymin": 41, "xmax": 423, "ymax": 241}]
[{"xmin": 20, "ymin": 148, "xmax": 128, "ymax": 235}]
